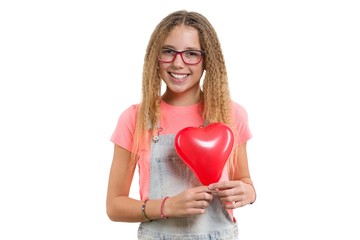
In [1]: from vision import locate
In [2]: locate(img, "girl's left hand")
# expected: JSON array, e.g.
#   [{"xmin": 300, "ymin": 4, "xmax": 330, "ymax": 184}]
[{"xmin": 208, "ymin": 181, "xmax": 256, "ymax": 209}]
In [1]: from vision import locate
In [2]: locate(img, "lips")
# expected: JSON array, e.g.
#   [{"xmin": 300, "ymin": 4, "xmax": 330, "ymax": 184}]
[
  {"xmin": 169, "ymin": 72, "xmax": 189, "ymax": 83},
  {"xmin": 170, "ymin": 72, "xmax": 189, "ymax": 79}
]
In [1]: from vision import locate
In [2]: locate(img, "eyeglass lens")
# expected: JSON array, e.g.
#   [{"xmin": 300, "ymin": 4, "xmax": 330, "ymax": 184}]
[{"xmin": 159, "ymin": 49, "xmax": 203, "ymax": 64}]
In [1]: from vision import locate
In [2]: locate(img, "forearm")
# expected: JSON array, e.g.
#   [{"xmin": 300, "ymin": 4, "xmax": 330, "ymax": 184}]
[
  {"xmin": 106, "ymin": 196, "xmax": 163, "ymax": 222},
  {"xmin": 239, "ymin": 178, "xmax": 256, "ymax": 204},
  {"xmin": 239, "ymin": 177, "xmax": 253, "ymax": 186}
]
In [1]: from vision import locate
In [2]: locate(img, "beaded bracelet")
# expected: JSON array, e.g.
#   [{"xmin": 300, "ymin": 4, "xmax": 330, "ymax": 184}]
[
  {"xmin": 141, "ymin": 199, "xmax": 153, "ymax": 222},
  {"xmin": 160, "ymin": 196, "xmax": 170, "ymax": 219}
]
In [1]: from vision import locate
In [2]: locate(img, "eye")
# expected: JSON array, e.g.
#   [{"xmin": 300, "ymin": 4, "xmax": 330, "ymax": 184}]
[
  {"xmin": 161, "ymin": 48, "xmax": 176, "ymax": 55},
  {"xmin": 184, "ymin": 50, "xmax": 201, "ymax": 57}
]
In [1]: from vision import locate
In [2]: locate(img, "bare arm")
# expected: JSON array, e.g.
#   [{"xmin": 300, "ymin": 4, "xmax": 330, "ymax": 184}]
[
  {"xmin": 209, "ymin": 142, "xmax": 256, "ymax": 208},
  {"xmin": 106, "ymin": 144, "xmax": 214, "ymax": 222},
  {"xmin": 230, "ymin": 142, "xmax": 254, "ymax": 185},
  {"xmin": 106, "ymin": 144, "xmax": 161, "ymax": 222}
]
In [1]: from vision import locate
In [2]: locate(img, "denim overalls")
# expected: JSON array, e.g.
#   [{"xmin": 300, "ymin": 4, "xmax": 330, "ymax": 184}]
[{"xmin": 137, "ymin": 134, "xmax": 239, "ymax": 240}]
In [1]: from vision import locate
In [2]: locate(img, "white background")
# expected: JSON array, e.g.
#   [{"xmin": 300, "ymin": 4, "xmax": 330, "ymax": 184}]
[{"xmin": 1, "ymin": 0, "xmax": 359, "ymax": 239}]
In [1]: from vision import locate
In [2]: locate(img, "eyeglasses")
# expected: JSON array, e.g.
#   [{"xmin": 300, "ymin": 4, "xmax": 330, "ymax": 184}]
[{"xmin": 158, "ymin": 48, "xmax": 205, "ymax": 65}]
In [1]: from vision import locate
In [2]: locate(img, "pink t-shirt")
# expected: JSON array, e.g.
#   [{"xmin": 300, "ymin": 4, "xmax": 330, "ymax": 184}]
[{"xmin": 111, "ymin": 100, "xmax": 252, "ymax": 200}]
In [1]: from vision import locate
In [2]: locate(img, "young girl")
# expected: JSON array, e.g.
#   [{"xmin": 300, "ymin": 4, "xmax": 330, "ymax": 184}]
[{"xmin": 106, "ymin": 10, "xmax": 256, "ymax": 240}]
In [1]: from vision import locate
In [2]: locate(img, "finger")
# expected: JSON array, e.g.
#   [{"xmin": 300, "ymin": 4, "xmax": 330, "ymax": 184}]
[
  {"xmin": 218, "ymin": 195, "xmax": 241, "ymax": 204},
  {"xmin": 217, "ymin": 187, "xmax": 246, "ymax": 202},
  {"xmin": 193, "ymin": 192, "xmax": 214, "ymax": 201},
  {"xmin": 217, "ymin": 187, "xmax": 244, "ymax": 198},
  {"xmin": 222, "ymin": 200, "xmax": 244, "ymax": 209},
  {"xmin": 186, "ymin": 208, "xmax": 206, "ymax": 215},
  {"xmin": 193, "ymin": 185, "xmax": 213, "ymax": 193},
  {"xmin": 192, "ymin": 200, "xmax": 210, "ymax": 209},
  {"xmin": 222, "ymin": 201, "xmax": 236, "ymax": 209},
  {"xmin": 208, "ymin": 181, "xmax": 236, "ymax": 190}
]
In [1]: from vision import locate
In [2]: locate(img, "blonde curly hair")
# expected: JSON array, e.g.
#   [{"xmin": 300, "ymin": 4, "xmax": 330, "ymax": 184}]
[{"xmin": 131, "ymin": 10, "xmax": 234, "ymax": 167}]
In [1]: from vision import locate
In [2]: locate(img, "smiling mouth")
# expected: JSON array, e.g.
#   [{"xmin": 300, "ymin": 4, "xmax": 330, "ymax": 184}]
[{"xmin": 170, "ymin": 72, "xmax": 189, "ymax": 79}]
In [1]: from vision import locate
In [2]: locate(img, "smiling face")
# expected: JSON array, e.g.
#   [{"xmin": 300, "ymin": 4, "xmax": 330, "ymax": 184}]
[{"xmin": 158, "ymin": 25, "xmax": 205, "ymax": 105}]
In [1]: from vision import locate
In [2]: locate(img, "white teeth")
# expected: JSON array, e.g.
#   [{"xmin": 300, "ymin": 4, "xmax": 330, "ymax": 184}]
[{"xmin": 170, "ymin": 73, "xmax": 188, "ymax": 79}]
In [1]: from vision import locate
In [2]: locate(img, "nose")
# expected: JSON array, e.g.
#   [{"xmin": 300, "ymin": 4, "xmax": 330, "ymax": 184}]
[{"xmin": 172, "ymin": 52, "xmax": 185, "ymax": 68}]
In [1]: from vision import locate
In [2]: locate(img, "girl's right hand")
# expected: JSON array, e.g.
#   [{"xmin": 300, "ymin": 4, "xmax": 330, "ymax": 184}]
[{"xmin": 162, "ymin": 186, "xmax": 213, "ymax": 218}]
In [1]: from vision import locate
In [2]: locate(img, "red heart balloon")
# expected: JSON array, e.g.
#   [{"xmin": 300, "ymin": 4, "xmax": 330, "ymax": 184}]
[{"xmin": 174, "ymin": 123, "xmax": 234, "ymax": 186}]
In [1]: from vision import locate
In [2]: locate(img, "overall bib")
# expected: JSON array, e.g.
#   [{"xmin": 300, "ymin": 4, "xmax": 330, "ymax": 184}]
[{"xmin": 137, "ymin": 134, "xmax": 239, "ymax": 240}]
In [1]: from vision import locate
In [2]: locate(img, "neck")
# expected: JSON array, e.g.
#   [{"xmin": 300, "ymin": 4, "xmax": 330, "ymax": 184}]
[{"xmin": 162, "ymin": 90, "xmax": 203, "ymax": 106}]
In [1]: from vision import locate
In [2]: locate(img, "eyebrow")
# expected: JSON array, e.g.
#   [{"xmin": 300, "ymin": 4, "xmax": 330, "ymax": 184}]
[{"xmin": 161, "ymin": 45, "xmax": 202, "ymax": 51}]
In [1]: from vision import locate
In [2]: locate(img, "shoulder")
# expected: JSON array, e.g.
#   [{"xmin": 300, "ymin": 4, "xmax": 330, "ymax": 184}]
[
  {"xmin": 118, "ymin": 104, "xmax": 140, "ymax": 120},
  {"xmin": 111, "ymin": 104, "xmax": 140, "ymax": 148},
  {"xmin": 122, "ymin": 103, "xmax": 140, "ymax": 114},
  {"xmin": 113, "ymin": 103, "xmax": 140, "ymax": 131},
  {"xmin": 230, "ymin": 100, "xmax": 252, "ymax": 143},
  {"xmin": 231, "ymin": 100, "xmax": 249, "ymax": 120}
]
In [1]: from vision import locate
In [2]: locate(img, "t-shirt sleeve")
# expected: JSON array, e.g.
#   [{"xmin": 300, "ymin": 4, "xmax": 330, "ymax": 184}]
[
  {"xmin": 110, "ymin": 104, "xmax": 139, "ymax": 152},
  {"xmin": 232, "ymin": 101, "xmax": 252, "ymax": 145}
]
